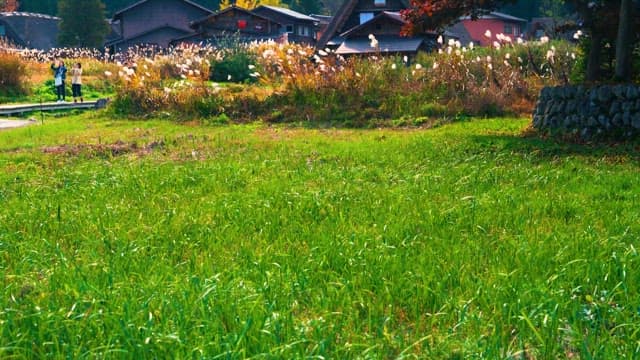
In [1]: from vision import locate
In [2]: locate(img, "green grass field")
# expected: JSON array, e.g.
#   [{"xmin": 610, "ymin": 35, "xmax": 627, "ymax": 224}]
[{"xmin": 1, "ymin": 114, "xmax": 639, "ymax": 359}]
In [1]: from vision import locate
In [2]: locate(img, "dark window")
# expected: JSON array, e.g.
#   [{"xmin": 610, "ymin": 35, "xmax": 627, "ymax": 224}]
[
  {"xmin": 286, "ymin": 24, "xmax": 294, "ymax": 33},
  {"xmin": 503, "ymin": 23, "xmax": 513, "ymax": 35}
]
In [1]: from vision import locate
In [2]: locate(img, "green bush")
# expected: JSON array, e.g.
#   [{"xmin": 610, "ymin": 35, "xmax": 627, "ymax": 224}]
[{"xmin": 210, "ymin": 51, "xmax": 255, "ymax": 83}]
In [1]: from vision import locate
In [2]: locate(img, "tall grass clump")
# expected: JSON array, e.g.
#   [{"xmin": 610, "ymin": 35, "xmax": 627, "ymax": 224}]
[
  {"xmin": 104, "ymin": 36, "xmax": 577, "ymax": 124},
  {"xmin": 109, "ymin": 46, "xmax": 231, "ymax": 118},
  {"xmin": 0, "ymin": 49, "xmax": 29, "ymax": 99},
  {"xmin": 253, "ymin": 37, "xmax": 577, "ymax": 124}
]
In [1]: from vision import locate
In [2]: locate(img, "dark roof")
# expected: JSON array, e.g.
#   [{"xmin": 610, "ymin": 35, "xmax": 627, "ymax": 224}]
[
  {"xmin": 0, "ymin": 11, "xmax": 59, "ymax": 20},
  {"xmin": 113, "ymin": 0, "xmax": 214, "ymax": 19},
  {"xmin": 105, "ymin": 24, "xmax": 191, "ymax": 46},
  {"xmin": 336, "ymin": 35, "xmax": 424, "ymax": 55},
  {"xmin": 340, "ymin": 11, "xmax": 405, "ymax": 37},
  {"xmin": 254, "ymin": 5, "xmax": 316, "ymax": 22},
  {"xmin": 309, "ymin": 14, "xmax": 332, "ymax": 24},
  {"xmin": 446, "ymin": 22, "xmax": 473, "ymax": 45},
  {"xmin": 316, "ymin": 0, "xmax": 410, "ymax": 49},
  {"xmin": 0, "ymin": 12, "xmax": 60, "ymax": 50},
  {"xmin": 460, "ymin": 11, "xmax": 527, "ymax": 23},
  {"xmin": 172, "ymin": 30, "xmax": 287, "ymax": 45}
]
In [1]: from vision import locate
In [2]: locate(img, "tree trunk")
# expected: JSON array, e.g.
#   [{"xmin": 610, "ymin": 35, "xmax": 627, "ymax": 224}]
[
  {"xmin": 586, "ymin": 32, "xmax": 603, "ymax": 82},
  {"xmin": 615, "ymin": 0, "xmax": 633, "ymax": 81}
]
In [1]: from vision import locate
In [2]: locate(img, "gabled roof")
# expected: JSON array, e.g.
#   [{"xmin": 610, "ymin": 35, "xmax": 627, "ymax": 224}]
[
  {"xmin": 0, "ymin": 12, "xmax": 60, "ymax": 50},
  {"xmin": 0, "ymin": 11, "xmax": 59, "ymax": 20},
  {"xmin": 340, "ymin": 11, "xmax": 405, "ymax": 37},
  {"xmin": 460, "ymin": 11, "xmax": 527, "ymax": 23},
  {"xmin": 316, "ymin": 0, "xmax": 409, "ymax": 49},
  {"xmin": 190, "ymin": 5, "xmax": 276, "ymax": 28},
  {"xmin": 309, "ymin": 14, "xmax": 332, "ymax": 24},
  {"xmin": 446, "ymin": 22, "xmax": 472, "ymax": 45},
  {"xmin": 113, "ymin": 0, "xmax": 214, "ymax": 19},
  {"xmin": 254, "ymin": 5, "xmax": 317, "ymax": 22}
]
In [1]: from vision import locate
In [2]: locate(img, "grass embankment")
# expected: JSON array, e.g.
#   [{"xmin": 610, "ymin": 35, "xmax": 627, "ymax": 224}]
[{"xmin": 0, "ymin": 115, "xmax": 639, "ymax": 358}]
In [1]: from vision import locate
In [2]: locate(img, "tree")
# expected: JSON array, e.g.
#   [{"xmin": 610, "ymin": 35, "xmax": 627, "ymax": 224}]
[
  {"xmin": 1, "ymin": 0, "xmax": 19, "ymax": 11},
  {"xmin": 58, "ymin": 0, "xmax": 110, "ymax": 48},
  {"xmin": 615, "ymin": 0, "xmax": 633, "ymax": 79},
  {"xmin": 401, "ymin": 0, "xmax": 517, "ymax": 34},
  {"xmin": 19, "ymin": 0, "xmax": 57, "ymax": 14},
  {"xmin": 285, "ymin": 0, "xmax": 321, "ymax": 15}
]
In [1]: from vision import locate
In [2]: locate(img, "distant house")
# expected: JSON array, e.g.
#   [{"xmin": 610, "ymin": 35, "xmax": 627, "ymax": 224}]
[
  {"xmin": 106, "ymin": 0, "xmax": 214, "ymax": 51},
  {"xmin": 252, "ymin": 5, "xmax": 318, "ymax": 44},
  {"xmin": 316, "ymin": 0, "xmax": 436, "ymax": 56},
  {"xmin": 448, "ymin": 11, "xmax": 527, "ymax": 46},
  {"xmin": 177, "ymin": 5, "xmax": 318, "ymax": 46},
  {"xmin": 0, "ymin": 12, "xmax": 60, "ymax": 50}
]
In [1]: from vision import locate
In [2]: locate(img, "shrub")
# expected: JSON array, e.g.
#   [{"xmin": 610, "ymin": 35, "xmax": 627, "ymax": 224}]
[
  {"xmin": 0, "ymin": 51, "xmax": 29, "ymax": 97},
  {"xmin": 210, "ymin": 51, "xmax": 255, "ymax": 83}
]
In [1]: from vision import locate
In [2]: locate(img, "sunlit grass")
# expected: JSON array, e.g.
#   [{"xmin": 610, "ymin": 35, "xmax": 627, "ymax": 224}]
[{"xmin": 0, "ymin": 115, "xmax": 639, "ymax": 358}]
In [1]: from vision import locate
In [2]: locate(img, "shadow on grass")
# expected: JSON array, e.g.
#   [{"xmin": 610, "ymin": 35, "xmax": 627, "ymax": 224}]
[{"xmin": 471, "ymin": 132, "xmax": 640, "ymax": 162}]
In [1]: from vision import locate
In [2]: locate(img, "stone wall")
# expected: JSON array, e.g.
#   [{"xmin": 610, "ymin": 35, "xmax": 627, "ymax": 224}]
[{"xmin": 533, "ymin": 85, "xmax": 640, "ymax": 138}]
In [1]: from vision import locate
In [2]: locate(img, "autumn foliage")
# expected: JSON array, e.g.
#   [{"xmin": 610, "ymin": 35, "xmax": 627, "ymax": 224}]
[{"xmin": 401, "ymin": 0, "xmax": 516, "ymax": 35}]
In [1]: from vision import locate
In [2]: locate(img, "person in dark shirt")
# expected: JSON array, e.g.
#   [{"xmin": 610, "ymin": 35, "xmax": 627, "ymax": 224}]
[{"xmin": 51, "ymin": 59, "xmax": 67, "ymax": 103}]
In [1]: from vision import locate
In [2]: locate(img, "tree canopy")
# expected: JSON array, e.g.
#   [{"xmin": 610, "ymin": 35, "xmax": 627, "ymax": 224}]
[{"xmin": 57, "ymin": 0, "xmax": 110, "ymax": 48}]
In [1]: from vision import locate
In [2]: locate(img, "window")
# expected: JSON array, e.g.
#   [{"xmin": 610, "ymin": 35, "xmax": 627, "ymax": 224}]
[
  {"xmin": 297, "ymin": 26, "xmax": 310, "ymax": 36},
  {"xmin": 285, "ymin": 24, "xmax": 294, "ymax": 33},
  {"xmin": 374, "ymin": 0, "xmax": 386, "ymax": 6},
  {"xmin": 0, "ymin": 25, "xmax": 5, "ymax": 37},
  {"xmin": 503, "ymin": 23, "xmax": 513, "ymax": 35},
  {"xmin": 359, "ymin": 12, "xmax": 374, "ymax": 24}
]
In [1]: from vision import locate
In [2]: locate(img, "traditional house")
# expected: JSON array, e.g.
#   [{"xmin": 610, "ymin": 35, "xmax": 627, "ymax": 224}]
[
  {"xmin": 316, "ymin": 0, "xmax": 436, "ymax": 56},
  {"xmin": 106, "ymin": 0, "xmax": 214, "ymax": 51},
  {"xmin": 0, "ymin": 12, "xmax": 60, "ymax": 50},
  {"xmin": 449, "ymin": 11, "xmax": 527, "ymax": 46},
  {"xmin": 177, "ymin": 5, "xmax": 318, "ymax": 46},
  {"xmin": 252, "ymin": 5, "xmax": 317, "ymax": 44}
]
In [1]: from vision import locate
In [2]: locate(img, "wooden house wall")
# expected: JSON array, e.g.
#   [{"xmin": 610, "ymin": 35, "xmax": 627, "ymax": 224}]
[
  {"xmin": 122, "ymin": 27, "xmax": 190, "ymax": 47},
  {"xmin": 119, "ymin": 0, "xmax": 211, "ymax": 38},
  {"xmin": 199, "ymin": 9, "xmax": 278, "ymax": 35},
  {"xmin": 348, "ymin": 17, "xmax": 402, "ymax": 37}
]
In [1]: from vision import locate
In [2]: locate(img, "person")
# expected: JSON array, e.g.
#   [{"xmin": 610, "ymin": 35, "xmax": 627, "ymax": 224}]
[
  {"xmin": 71, "ymin": 62, "xmax": 83, "ymax": 103},
  {"xmin": 51, "ymin": 59, "xmax": 67, "ymax": 103}
]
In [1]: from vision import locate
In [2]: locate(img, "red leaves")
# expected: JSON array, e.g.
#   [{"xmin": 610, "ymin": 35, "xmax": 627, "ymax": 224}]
[{"xmin": 401, "ymin": 0, "xmax": 516, "ymax": 35}]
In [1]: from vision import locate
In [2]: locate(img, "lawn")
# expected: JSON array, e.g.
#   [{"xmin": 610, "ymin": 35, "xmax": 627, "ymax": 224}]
[{"xmin": 0, "ymin": 114, "xmax": 639, "ymax": 358}]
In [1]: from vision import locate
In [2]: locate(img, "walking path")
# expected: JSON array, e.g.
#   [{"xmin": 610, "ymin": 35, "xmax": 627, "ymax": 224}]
[
  {"xmin": 0, "ymin": 99, "xmax": 109, "ymax": 116},
  {"xmin": 0, "ymin": 119, "xmax": 37, "ymax": 130}
]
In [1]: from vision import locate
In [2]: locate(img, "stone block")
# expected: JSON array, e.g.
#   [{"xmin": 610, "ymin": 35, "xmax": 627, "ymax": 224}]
[{"xmin": 599, "ymin": 86, "xmax": 614, "ymax": 102}]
